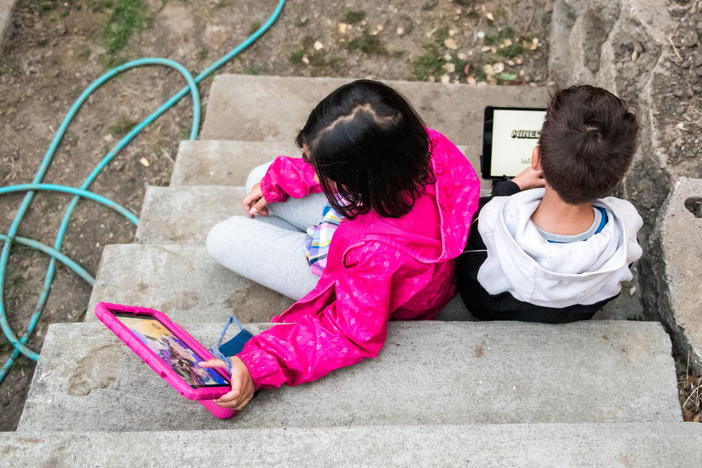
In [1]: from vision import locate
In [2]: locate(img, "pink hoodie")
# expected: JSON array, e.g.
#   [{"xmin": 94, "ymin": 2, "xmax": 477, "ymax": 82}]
[{"xmin": 237, "ymin": 128, "xmax": 480, "ymax": 389}]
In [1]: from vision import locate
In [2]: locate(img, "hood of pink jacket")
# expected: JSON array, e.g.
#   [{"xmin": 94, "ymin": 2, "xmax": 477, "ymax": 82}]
[{"xmin": 356, "ymin": 127, "xmax": 480, "ymax": 264}]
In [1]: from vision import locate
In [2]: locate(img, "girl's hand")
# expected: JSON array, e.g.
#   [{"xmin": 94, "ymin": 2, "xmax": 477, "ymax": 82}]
[
  {"xmin": 511, "ymin": 166, "xmax": 545, "ymax": 191},
  {"xmin": 200, "ymin": 356, "xmax": 255, "ymax": 411},
  {"xmin": 242, "ymin": 183, "xmax": 269, "ymax": 217}
]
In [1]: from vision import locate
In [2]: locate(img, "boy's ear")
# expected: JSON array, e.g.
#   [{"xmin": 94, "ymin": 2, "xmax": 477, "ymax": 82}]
[{"xmin": 531, "ymin": 146, "xmax": 541, "ymax": 170}]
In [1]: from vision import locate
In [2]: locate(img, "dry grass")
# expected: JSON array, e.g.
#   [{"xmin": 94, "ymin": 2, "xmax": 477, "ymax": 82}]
[{"xmin": 678, "ymin": 351, "xmax": 702, "ymax": 422}]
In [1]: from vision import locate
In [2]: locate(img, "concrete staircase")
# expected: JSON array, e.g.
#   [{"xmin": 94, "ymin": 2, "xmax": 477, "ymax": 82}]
[{"xmin": 8, "ymin": 75, "xmax": 701, "ymax": 464}]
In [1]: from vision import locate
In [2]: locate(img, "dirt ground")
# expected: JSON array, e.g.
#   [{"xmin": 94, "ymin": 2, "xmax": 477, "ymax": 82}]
[{"xmin": 0, "ymin": 0, "xmax": 554, "ymax": 430}]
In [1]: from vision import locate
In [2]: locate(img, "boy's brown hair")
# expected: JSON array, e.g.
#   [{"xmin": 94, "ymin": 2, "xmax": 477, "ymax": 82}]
[{"xmin": 538, "ymin": 85, "xmax": 638, "ymax": 204}]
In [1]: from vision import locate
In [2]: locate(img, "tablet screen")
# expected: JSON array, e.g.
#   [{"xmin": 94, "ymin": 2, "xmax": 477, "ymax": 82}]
[
  {"xmin": 113, "ymin": 313, "xmax": 229, "ymax": 388},
  {"xmin": 484, "ymin": 107, "xmax": 546, "ymax": 178}
]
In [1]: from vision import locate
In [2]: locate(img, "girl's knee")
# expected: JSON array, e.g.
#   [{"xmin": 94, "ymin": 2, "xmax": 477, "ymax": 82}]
[
  {"xmin": 206, "ymin": 216, "xmax": 247, "ymax": 262},
  {"xmin": 245, "ymin": 162, "xmax": 273, "ymax": 193}
]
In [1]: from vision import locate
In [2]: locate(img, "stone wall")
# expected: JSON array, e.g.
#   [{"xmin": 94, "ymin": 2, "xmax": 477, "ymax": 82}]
[{"xmin": 549, "ymin": 0, "xmax": 702, "ymax": 370}]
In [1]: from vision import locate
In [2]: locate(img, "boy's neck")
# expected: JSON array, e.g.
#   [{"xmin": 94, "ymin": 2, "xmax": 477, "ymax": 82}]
[{"xmin": 531, "ymin": 185, "xmax": 594, "ymax": 235}]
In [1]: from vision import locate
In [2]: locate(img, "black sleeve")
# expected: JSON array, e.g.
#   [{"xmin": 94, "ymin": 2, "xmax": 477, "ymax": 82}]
[{"xmin": 491, "ymin": 177, "xmax": 521, "ymax": 197}]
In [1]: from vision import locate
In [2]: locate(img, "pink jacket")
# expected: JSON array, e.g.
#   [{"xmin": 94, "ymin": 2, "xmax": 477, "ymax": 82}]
[{"xmin": 237, "ymin": 128, "xmax": 480, "ymax": 389}]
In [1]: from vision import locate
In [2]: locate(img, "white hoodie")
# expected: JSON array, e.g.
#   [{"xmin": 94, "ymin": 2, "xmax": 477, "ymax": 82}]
[{"xmin": 477, "ymin": 188, "xmax": 643, "ymax": 308}]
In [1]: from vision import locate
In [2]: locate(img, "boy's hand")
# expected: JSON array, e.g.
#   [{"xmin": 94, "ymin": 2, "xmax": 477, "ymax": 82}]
[
  {"xmin": 200, "ymin": 357, "xmax": 255, "ymax": 410},
  {"xmin": 512, "ymin": 166, "xmax": 545, "ymax": 190},
  {"xmin": 242, "ymin": 183, "xmax": 269, "ymax": 217}
]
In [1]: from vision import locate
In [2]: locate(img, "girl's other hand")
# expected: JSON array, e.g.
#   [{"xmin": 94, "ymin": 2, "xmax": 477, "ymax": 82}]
[
  {"xmin": 242, "ymin": 183, "xmax": 269, "ymax": 218},
  {"xmin": 511, "ymin": 166, "xmax": 545, "ymax": 191},
  {"xmin": 200, "ymin": 357, "xmax": 255, "ymax": 411}
]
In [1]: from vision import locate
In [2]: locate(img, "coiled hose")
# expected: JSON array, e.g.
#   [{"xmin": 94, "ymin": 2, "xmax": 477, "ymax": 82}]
[{"xmin": 0, "ymin": 0, "xmax": 287, "ymax": 383}]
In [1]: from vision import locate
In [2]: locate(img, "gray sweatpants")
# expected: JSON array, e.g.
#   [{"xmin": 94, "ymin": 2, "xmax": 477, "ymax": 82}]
[{"xmin": 206, "ymin": 163, "xmax": 328, "ymax": 301}]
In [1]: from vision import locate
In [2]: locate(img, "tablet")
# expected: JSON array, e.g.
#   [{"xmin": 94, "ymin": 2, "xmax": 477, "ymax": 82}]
[
  {"xmin": 95, "ymin": 302, "xmax": 235, "ymax": 418},
  {"xmin": 481, "ymin": 106, "xmax": 546, "ymax": 179}
]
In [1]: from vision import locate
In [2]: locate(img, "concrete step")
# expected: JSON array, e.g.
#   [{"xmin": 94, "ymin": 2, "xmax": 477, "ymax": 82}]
[
  {"xmin": 18, "ymin": 321, "xmax": 680, "ymax": 432},
  {"xmin": 135, "ymin": 186, "xmax": 245, "ymax": 244},
  {"xmin": 200, "ymin": 74, "xmax": 548, "ymax": 154},
  {"xmin": 4, "ymin": 424, "xmax": 702, "ymax": 466},
  {"xmin": 170, "ymin": 140, "xmax": 298, "ymax": 187},
  {"xmin": 170, "ymin": 139, "xmax": 492, "ymax": 194},
  {"xmin": 132, "ymin": 185, "xmax": 635, "ymax": 321},
  {"xmin": 86, "ymin": 243, "xmax": 294, "ymax": 324},
  {"xmin": 86, "ymin": 243, "xmax": 471, "ymax": 323}
]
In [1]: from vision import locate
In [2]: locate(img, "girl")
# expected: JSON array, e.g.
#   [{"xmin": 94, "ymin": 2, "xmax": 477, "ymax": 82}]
[{"xmin": 202, "ymin": 80, "xmax": 480, "ymax": 410}]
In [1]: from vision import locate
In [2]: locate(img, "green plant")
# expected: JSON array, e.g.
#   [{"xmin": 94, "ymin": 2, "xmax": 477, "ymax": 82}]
[
  {"xmin": 347, "ymin": 29, "xmax": 385, "ymax": 55},
  {"xmin": 245, "ymin": 65, "xmax": 263, "ymax": 75},
  {"xmin": 411, "ymin": 46, "xmax": 443, "ymax": 81},
  {"xmin": 249, "ymin": 20, "xmax": 262, "ymax": 35},
  {"xmin": 497, "ymin": 42, "xmax": 525, "ymax": 58},
  {"xmin": 289, "ymin": 49, "xmax": 305, "ymax": 65},
  {"xmin": 342, "ymin": 7, "xmax": 366, "ymax": 24},
  {"xmin": 103, "ymin": 0, "xmax": 152, "ymax": 54},
  {"xmin": 109, "ymin": 115, "xmax": 139, "ymax": 137}
]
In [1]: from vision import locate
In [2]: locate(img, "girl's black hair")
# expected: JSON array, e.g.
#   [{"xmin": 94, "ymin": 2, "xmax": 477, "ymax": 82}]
[{"xmin": 296, "ymin": 79, "xmax": 434, "ymax": 219}]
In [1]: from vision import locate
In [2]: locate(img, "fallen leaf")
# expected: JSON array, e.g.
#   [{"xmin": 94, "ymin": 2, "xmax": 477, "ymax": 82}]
[
  {"xmin": 314, "ymin": 41, "xmax": 324, "ymax": 50},
  {"xmin": 530, "ymin": 37, "xmax": 539, "ymax": 50},
  {"xmin": 396, "ymin": 26, "xmax": 404, "ymax": 35},
  {"xmin": 139, "ymin": 157, "xmax": 150, "ymax": 167},
  {"xmin": 693, "ymin": 413, "xmax": 701, "ymax": 423},
  {"xmin": 486, "ymin": 12, "xmax": 495, "ymax": 21},
  {"xmin": 444, "ymin": 38, "xmax": 458, "ymax": 50},
  {"xmin": 444, "ymin": 63, "xmax": 456, "ymax": 73},
  {"xmin": 466, "ymin": 76, "xmax": 477, "ymax": 85},
  {"xmin": 338, "ymin": 23, "xmax": 348, "ymax": 34},
  {"xmin": 440, "ymin": 74, "xmax": 450, "ymax": 84},
  {"xmin": 499, "ymin": 72, "xmax": 518, "ymax": 81}
]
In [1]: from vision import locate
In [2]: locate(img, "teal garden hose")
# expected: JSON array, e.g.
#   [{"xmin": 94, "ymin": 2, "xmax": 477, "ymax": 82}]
[{"xmin": 0, "ymin": 0, "xmax": 287, "ymax": 382}]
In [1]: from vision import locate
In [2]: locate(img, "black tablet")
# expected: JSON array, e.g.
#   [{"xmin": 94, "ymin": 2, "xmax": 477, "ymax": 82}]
[{"xmin": 481, "ymin": 106, "xmax": 546, "ymax": 179}]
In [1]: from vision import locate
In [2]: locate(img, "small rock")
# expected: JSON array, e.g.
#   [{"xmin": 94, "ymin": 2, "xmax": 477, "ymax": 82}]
[
  {"xmin": 313, "ymin": 41, "xmax": 324, "ymax": 51},
  {"xmin": 440, "ymin": 74, "xmax": 450, "ymax": 84},
  {"xmin": 477, "ymin": 31, "xmax": 485, "ymax": 39},
  {"xmin": 466, "ymin": 76, "xmax": 477, "ymax": 85},
  {"xmin": 139, "ymin": 157, "xmax": 150, "ymax": 167},
  {"xmin": 444, "ymin": 63, "xmax": 456, "ymax": 73},
  {"xmin": 302, "ymin": 55, "xmax": 310, "ymax": 65},
  {"xmin": 493, "ymin": 62, "xmax": 505, "ymax": 73},
  {"xmin": 396, "ymin": 26, "xmax": 404, "ymax": 35},
  {"xmin": 485, "ymin": 12, "xmax": 495, "ymax": 21},
  {"xmin": 449, "ymin": 29, "xmax": 456, "ymax": 37},
  {"xmin": 694, "ymin": 53, "xmax": 702, "ymax": 67},
  {"xmin": 444, "ymin": 38, "xmax": 458, "ymax": 50},
  {"xmin": 338, "ymin": 23, "xmax": 348, "ymax": 34},
  {"xmin": 530, "ymin": 38, "xmax": 539, "ymax": 50},
  {"xmin": 682, "ymin": 30, "xmax": 698, "ymax": 48}
]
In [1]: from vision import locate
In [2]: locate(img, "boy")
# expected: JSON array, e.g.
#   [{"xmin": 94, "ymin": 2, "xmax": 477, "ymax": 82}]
[{"xmin": 456, "ymin": 85, "xmax": 643, "ymax": 323}]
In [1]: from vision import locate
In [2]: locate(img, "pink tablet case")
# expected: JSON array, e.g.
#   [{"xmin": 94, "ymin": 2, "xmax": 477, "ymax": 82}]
[{"xmin": 95, "ymin": 302, "xmax": 236, "ymax": 419}]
